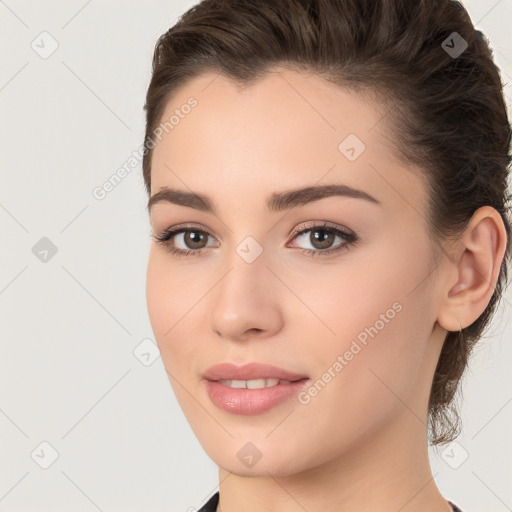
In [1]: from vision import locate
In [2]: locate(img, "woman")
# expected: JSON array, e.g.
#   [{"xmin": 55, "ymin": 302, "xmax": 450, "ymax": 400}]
[{"xmin": 142, "ymin": 0, "xmax": 511, "ymax": 510}]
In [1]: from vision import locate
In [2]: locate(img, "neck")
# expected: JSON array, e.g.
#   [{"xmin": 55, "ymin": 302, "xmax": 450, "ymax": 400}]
[{"xmin": 216, "ymin": 411, "xmax": 451, "ymax": 512}]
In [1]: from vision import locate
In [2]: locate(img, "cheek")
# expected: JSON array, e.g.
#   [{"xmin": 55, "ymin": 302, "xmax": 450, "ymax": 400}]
[
  {"xmin": 146, "ymin": 249, "xmax": 213, "ymax": 380},
  {"xmin": 146, "ymin": 255, "xmax": 202, "ymax": 417},
  {"xmin": 293, "ymin": 245, "xmax": 432, "ymax": 412},
  {"xmin": 146, "ymin": 251, "xmax": 191, "ymax": 358},
  {"xmin": 290, "ymin": 303, "xmax": 427, "ymax": 458},
  {"xmin": 146, "ymin": 252, "xmax": 169, "ymax": 342}
]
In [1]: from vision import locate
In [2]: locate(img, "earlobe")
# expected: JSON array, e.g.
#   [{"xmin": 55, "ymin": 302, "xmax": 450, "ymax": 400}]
[{"xmin": 436, "ymin": 206, "xmax": 508, "ymax": 333}]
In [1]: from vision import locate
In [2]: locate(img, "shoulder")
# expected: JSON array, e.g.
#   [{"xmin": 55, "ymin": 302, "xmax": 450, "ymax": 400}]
[{"xmin": 449, "ymin": 501, "xmax": 464, "ymax": 512}]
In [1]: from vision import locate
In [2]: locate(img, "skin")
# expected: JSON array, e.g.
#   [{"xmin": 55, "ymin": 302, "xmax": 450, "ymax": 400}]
[{"xmin": 145, "ymin": 67, "xmax": 507, "ymax": 512}]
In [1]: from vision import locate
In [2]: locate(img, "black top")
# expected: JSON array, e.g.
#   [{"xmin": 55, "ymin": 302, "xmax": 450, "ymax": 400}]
[
  {"xmin": 197, "ymin": 491, "xmax": 464, "ymax": 511},
  {"xmin": 197, "ymin": 491, "xmax": 218, "ymax": 512}
]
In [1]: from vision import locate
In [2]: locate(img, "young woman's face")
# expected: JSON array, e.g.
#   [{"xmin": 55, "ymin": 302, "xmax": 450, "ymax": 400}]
[{"xmin": 146, "ymin": 68, "xmax": 448, "ymax": 476}]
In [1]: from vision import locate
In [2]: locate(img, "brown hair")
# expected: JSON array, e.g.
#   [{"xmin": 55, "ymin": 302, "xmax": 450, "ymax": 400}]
[{"xmin": 142, "ymin": 0, "xmax": 512, "ymax": 445}]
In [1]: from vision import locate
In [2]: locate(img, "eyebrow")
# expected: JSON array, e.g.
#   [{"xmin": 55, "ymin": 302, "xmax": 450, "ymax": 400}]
[{"xmin": 147, "ymin": 183, "xmax": 381, "ymax": 214}]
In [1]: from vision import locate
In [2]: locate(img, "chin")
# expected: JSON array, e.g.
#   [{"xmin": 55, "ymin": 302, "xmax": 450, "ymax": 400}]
[{"xmin": 199, "ymin": 434, "xmax": 318, "ymax": 477}]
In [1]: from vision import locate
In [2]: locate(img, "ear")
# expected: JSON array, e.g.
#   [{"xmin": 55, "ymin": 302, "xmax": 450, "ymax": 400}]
[{"xmin": 436, "ymin": 206, "xmax": 508, "ymax": 332}]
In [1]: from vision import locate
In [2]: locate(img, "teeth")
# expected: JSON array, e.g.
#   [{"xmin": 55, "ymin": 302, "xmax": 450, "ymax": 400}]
[{"xmin": 218, "ymin": 378, "xmax": 284, "ymax": 389}]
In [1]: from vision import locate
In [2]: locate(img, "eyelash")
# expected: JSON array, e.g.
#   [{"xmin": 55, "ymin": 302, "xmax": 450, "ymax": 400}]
[{"xmin": 152, "ymin": 221, "xmax": 358, "ymax": 259}]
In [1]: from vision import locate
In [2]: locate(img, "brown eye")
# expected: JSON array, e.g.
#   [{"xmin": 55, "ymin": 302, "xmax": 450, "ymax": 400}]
[
  {"xmin": 289, "ymin": 221, "xmax": 358, "ymax": 257},
  {"xmin": 309, "ymin": 229, "xmax": 336, "ymax": 250},
  {"xmin": 182, "ymin": 230, "xmax": 209, "ymax": 249},
  {"xmin": 152, "ymin": 225, "xmax": 217, "ymax": 256}
]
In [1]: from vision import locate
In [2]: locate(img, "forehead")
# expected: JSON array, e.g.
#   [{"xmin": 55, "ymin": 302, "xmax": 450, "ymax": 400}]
[
  {"xmin": 149, "ymin": 67, "xmax": 428, "ymax": 216},
  {"xmin": 154, "ymin": 67, "xmax": 387, "ymax": 151}
]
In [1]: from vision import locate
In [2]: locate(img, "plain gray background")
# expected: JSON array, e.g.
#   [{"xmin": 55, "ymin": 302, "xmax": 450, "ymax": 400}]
[{"xmin": 1, "ymin": 1, "xmax": 511, "ymax": 511}]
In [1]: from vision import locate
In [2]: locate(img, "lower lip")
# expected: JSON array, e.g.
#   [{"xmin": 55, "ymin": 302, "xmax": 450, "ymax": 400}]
[{"xmin": 204, "ymin": 379, "xmax": 310, "ymax": 415}]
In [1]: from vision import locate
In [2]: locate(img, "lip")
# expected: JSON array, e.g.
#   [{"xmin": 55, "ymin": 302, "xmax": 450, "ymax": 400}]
[
  {"xmin": 202, "ymin": 362, "xmax": 310, "ymax": 415},
  {"xmin": 202, "ymin": 362, "xmax": 308, "ymax": 382}
]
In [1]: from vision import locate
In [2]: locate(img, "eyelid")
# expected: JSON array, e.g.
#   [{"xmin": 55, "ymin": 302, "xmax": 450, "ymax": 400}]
[
  {"xmin": 155, "ymin": 222, "xmax": 218, "ymax": 241},
  {"xmin": 288, "ymin": 220, "xmax": 355, "ymax": 239}
]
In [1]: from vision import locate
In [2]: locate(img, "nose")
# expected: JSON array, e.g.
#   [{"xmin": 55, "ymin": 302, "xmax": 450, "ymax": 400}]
[{"xmin": 209, "ymin": 246, "xmax": 284, "ymax": 342}]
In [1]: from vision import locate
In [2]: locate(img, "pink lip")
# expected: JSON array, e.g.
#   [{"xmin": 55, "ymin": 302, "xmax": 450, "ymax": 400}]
[
  {"xmin": 202, "ymin": 362, "xmax": 308, "ymax": 381},
  {"xmin": 202, "ymin": 362, "xmax": 309, "ymax": 415}
]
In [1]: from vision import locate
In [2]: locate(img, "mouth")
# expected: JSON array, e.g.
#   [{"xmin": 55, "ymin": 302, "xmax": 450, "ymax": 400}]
[
  {"xmin": 202, "ymin": 362, "xmax": 310, "ymax": 415},
  {"xmin": 216, "ymin": 378, "xmax": 299, "ymax": 389}
]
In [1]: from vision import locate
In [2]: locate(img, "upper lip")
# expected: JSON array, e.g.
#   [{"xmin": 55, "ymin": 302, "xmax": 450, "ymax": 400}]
[{"xmin": 202, "ymin": 362, "xmax": 308, "ymax": 382}]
